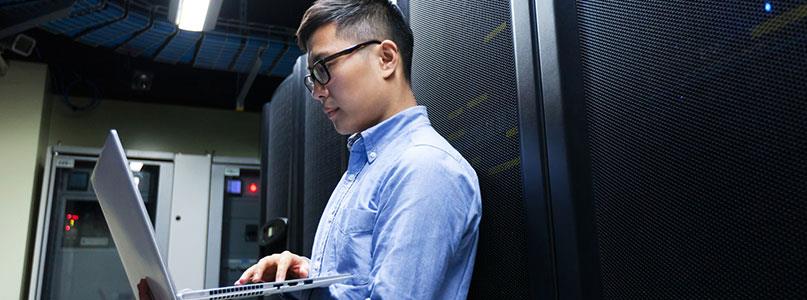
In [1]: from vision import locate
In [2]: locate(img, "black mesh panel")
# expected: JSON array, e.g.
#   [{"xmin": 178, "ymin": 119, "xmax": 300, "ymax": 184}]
[
  {"xmin": 410, "ymin": 1, "xmax": 530, "ymax": 298},
  {"xmin": 263, "ymin": 71, "xmax": 304, "ymax": 254},
  {"xmin": 301, "ymin": 54, "xmax": 347, "ymax": 257},
  {"xmin": 577, "ymin": 0, "xmax": 807, "ymax": 298},
  {"xmin": 265, "ymin": 78, "xmax": 294, "ymax": 224}
]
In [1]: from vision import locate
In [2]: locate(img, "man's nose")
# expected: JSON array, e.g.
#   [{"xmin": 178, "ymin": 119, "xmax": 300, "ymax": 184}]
[{"xmin": 312, "ymin": 83, "xmax": 328, "ymax": 102}]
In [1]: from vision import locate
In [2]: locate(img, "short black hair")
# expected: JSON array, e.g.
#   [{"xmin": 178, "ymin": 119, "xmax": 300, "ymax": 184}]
[{"xmin": 296, "ymin": 0, "xmax": 414, "ymax": 83}]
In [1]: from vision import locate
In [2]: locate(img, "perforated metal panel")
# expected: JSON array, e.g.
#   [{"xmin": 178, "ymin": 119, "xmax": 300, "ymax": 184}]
[
  {"xmin": 232, "ymin": 38, "xmax": 268, "ymax": 73},
  {"xmin": 263, "ymin": 72, "xmax": 305, "ymax": 254},
  {"xmin": 577, "ymin": 1, "xmax": 807, "ymax": 298},
  {"xmin": 40, "ymin": 0, "xmax": 119, "ymax": 37},
  {"xmin": 270, "ymin": 47, "xmax": 305, "ymax": 77},
  {"xmin": 259, "ymin": 41, "xmax": 288, "ymax": 73},
  {"xmin": 193, "ymin": 33, "xmax": 242, "ymax": 71},
  {"xmin": 298, "ymin": 54, "xmax": 348, "ymax": 258},
  {"xmin": 410, "ymin": 0, "xmax": 530, "ymax": 298},
  {"xmin": 116, "ymin": 20, "xmax": 175, "ymax": 57},
  {"xmin": 154, "ymin": 30, "xmax": 201, "ymax": 64},
  {"xmin": 78, "ymin": 13, "xmax": 149, "ymax": 47}
]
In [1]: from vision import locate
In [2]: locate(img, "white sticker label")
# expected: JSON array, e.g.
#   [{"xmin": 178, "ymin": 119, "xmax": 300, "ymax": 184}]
[
  {"xmin": 80, "ymin": 237, "xmax": 109, "ymax": 247},
  {"xmin": 55, "ymin": 158, "xmax": 75, "ymax": 168},
  {"xmin": 224, "ymin": 167, "xmax": 240, "ymax": 176}
]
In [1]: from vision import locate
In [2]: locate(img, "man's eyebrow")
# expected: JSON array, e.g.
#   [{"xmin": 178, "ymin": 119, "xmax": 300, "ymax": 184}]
[{"xmin": 310, "ymin": 51, "xmax": 327, "ymax": 63}]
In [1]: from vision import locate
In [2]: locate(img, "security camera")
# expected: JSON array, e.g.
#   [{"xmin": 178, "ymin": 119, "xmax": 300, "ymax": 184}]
[
  {"xmin": 11, "ymin": 34, "xmax": 36, "ymax": 57},
  {"xmin": 131, "ymin": 70, "xmax": 154, "ymax": 91}
]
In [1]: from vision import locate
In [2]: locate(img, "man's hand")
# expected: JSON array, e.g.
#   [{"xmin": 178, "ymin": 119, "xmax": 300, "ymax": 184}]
[
  {"xmin": 137, "ymin": 278, "xmax": 153, "ymax": 300},
  {"xmin": 235, "ymin": 251, "xmax": 310, "ymax": 285}
]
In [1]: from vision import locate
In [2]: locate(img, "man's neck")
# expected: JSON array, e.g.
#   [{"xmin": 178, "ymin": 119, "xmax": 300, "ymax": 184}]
[{"xmin": 382, "ymin": 85, "xmax": 418, "ymax": 121}]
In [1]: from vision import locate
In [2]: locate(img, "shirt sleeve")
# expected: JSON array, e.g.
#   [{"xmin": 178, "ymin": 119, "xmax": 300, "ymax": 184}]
[{"xmin": 367, "ymin": 145, "xmax": 480, "ymax": 299}]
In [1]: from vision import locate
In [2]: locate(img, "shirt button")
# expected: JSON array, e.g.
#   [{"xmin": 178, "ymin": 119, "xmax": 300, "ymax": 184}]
[
  {"xmin": 368, "ymin": 152, "xmax": 377, "ymax": 159},
  {"xmin": 348, "ymin": 174, "xmax": 356, "ymax": 181}
]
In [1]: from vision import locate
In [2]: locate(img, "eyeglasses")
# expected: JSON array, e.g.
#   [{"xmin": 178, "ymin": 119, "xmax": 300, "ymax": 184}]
[{"xmin": 304, "ymin": 40, "xmax": 382, "ymax": 93}]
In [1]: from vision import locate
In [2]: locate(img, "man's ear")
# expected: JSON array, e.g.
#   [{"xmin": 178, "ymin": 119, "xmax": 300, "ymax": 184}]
[{"xmin": 378, "ymin": 40, "xmax": 399, "ymax": 79}]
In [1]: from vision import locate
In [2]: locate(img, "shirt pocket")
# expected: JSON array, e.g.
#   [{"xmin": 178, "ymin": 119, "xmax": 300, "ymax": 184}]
[
  {"xmin": 335, "ymin": 207, "xmax": 376, "ymax": 234},
  {"xmin": 333, "ymin": 208, "xmax": 376, "ymax": 283}
]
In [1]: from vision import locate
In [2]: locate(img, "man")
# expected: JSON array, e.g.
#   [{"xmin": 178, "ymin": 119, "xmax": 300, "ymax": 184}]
[{"xmin": 236, "ymin": 0, "xmax": 481, "ymax": 298}]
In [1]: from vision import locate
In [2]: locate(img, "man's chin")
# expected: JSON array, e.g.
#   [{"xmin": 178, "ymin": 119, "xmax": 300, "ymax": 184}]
[{"xmin": 332, "ymin": 123, "xmax": 352, "ymax": 135}]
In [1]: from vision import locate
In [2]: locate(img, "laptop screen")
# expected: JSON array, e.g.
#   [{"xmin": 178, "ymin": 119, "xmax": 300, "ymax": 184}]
[{"xmin": 91, "ymin": 130, "xmax": 177, "ymax": 300}]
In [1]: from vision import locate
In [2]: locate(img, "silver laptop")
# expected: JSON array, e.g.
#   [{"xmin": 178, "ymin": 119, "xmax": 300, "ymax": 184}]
[{"xmin": 91, "ymin": 130, "xmax": 350, "ymax": 300}]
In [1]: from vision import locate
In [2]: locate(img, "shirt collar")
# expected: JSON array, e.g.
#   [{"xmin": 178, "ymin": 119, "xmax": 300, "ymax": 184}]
[
  {"xmin": 346, "ymin": 133, "xmax": 362, "ymax": 150},
  {"xmin": 347, "ymin": 105, "xmax": 430, "ymax": 164}
]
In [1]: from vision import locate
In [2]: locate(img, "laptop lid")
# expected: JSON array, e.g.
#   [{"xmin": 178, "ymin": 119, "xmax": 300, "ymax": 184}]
[
  {"xmin": 92, "ymin": 130, "xmax": 354, "ymax": 300},
  {"xmin": 91, "ymin": 130, "xmax": 177, "ymax": 300}
]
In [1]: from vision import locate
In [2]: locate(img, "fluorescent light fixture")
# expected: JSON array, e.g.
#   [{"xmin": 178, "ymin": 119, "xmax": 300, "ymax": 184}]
[
  {"xmin": 177, "ymin": 0, "xmax": 209, "ymax": 31},
  {"xmin": 129, "ymin": 162, "xmax": 144, "ymax": 172},
  {"xmin": 169, "ymin": 0, "xmax": 223, "ymax": 32}
]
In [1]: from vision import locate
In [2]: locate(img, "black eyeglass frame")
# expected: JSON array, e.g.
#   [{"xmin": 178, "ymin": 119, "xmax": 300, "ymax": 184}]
[{"xmin": 304, "ymin": 40, "xmax": 382, "ymax": 92}]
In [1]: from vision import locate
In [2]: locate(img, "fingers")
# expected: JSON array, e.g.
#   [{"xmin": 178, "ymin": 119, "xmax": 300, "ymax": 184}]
[
  {"xmin": 234, "ymin": 252, "xmax": 307, "ymax": 286},
  {"xmin": 235, "ymin": 264, "xmax": 256, "ymax": 285},
  {"xmin": 291, "ymin": 256, "xmax": 310, "ymax": 279},
  {"xmin": 235, "ymin": 255, "xmax": 275, "ymax": 285},
  {"xmin": 251, "ymin": 255, "xmax": 275, "ymax": 283},
  {"xmin": 275, "ymin": 251, "xmax": 293, "ymax": 282}
]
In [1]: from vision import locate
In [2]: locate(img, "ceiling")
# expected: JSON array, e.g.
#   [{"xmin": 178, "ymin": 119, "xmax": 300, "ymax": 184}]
[{"xmin": 3, "ymin": 0, "xmax": 315, "ymax": 112}]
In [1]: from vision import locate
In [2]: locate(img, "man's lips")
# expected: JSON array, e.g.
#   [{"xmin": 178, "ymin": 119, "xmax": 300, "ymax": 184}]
[{"xmin": 324, "ymin": 107, "xmax": 339, "ymax": 119}]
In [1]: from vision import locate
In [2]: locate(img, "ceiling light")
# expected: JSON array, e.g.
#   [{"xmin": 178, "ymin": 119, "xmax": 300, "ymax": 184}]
[{"xmin": 169, "ymin": 0, "xmax": 223, "ymax": 32}]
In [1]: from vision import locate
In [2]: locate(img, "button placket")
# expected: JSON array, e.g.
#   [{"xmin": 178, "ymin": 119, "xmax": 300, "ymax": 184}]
[{"xmin": 313, "ymin": 162, "xmax": 366, "ymax": 276}]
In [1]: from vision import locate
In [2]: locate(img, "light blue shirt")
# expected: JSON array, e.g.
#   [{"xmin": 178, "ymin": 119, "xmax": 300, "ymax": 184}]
[{"xmin": 305, "ymin": 105, "xmax": 481, "ymax": 299}]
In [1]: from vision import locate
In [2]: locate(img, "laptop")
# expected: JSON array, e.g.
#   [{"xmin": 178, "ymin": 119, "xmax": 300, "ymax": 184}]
[{"xmin": 91, "ymin": 130, "xmax": 351, "ymax": 300}]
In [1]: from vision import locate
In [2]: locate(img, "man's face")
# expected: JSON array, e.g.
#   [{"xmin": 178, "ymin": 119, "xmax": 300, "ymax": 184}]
[{"xmin": 307, "ymin": 23, "xmax": 389, "ymax": 135}]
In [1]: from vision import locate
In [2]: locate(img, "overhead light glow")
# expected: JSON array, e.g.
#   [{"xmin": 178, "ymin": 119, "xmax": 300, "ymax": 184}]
[
  {"xmin": 176, "ymin": 0, "xmax": 212, "ymax": 31},
  {"xmin": 130, "ymin": 162, "xmax": 144, "ymax": 172}
]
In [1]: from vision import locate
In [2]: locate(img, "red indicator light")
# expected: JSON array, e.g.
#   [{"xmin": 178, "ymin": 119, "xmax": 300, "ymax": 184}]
[
  {"xmin": 248, "ymin": 183, "xmax": 258, "ymax": 193},
  {"xmin": 65, "ymin": 225, "xmax": 71, "ymax": 231},
  {"xmin": 73, "ymin": 215, "xmax": 79, "ymax": 221}
]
